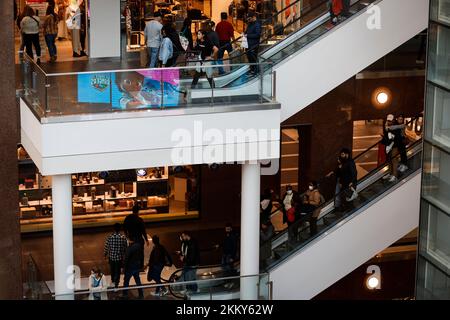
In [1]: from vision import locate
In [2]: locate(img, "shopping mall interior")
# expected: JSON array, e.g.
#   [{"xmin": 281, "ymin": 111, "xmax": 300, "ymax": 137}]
[{"xmin": 0, "ymin": 0, "xmax": 449, "ymax": 301}]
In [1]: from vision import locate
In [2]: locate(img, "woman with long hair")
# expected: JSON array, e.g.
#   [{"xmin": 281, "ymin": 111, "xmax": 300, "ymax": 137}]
[{"xmin": 43, "ymin": 5, "xmax": 59, "ymax": 62}]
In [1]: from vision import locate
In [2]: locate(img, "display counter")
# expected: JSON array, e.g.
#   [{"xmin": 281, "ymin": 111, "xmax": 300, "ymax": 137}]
[{"xmin": 18, "ymin": 146, "xmax": 200, "ymax": 232}]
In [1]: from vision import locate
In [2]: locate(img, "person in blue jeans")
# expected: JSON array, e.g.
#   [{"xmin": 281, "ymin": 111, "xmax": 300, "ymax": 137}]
[
  {"xmin": 122, "ymin": 237, "xmax": 144, "ymax": 299},
  {"xmin": 144, "ymin": 12, "xmax": 163, "ymax": 68},
  {"xmin": 43, "ymin": 6, "xmax": 59, "ymax": 62}
]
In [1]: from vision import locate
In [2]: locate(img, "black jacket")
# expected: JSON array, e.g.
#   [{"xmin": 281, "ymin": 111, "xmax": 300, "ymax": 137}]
[
  {"xmin": 222, "ymin": 232, "xmax": 238, "ymax": 258},
  {"xmin": 148, "ymin": 243, "xmax": 172, "ymax": 268},
  {"xmin": 340, "ymin": 158, "xmax": 357, "ymax": 188},
  {"xmin": 123, "ymin": 213, "xmax": 147, "ymax": 244},
  {"xmin": 124, "ymin": 242, "xmax": 143, "ymax": 272},
  {"xmin": 182, "ymin": 238, "xmax": 200, "ymax": 267},
  {"xmin": 245, "ymin": 20, "xmax": 262, "ymax": 49}
]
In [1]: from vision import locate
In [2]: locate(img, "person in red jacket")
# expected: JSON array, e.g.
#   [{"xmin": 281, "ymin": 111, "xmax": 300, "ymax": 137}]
[{"xmin": 329, "ymin": 0, "xmax": 343, "ymax": 25}]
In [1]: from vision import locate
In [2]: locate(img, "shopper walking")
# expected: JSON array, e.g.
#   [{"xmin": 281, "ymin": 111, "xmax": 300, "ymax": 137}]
[
  {"xmin": 122, "ymin": 237, "xmax": 144, "ymax": 299},
  {"xmin": 180, "ymin": 18, "xmax": 193, "ymax": 50},
  {"xmin": 65, "ymin": 0, "xmax": 83, "ymax": 57},
  {"xmin": 179, "ymin": 231, "xmax": 200, "ymax": 294},
  {"xmin": 56, "ymin": 0, "xmax": 69, "ymax": 40},
  {"xmin": 244, "ymin": 11, "xmax": 261, "ymax": 74},
  {"xmin": 301, "ymin": 181, "xmax": 324, "ymax": 235},
  {"xmin": 21, "ymin": 6, "xmax": 41, "ymax": 63},
  {"xmin": 216, "ymin": 12, "xmax": 235, "ymax": 74},
  {"xmin": 159, "ymin": 25, "xmax": 174, "ymax": 67},
  {"xmin": 43, "ymin": 6, "xmax": 59, "ymax": 62},
  {"xmin": 164, "ymin": 22, "xmax": 184, "ymax": 67},
  {"xmin": 88, "ymin": 268, "xmax": 108, "ymax": 300},
  {"xmin": 329, "ymin": 0, "xmax": 343, "ymax": 25},
  {"xmin": 104, "ymin": 223, "xmax": 128, "ymax": 289},
  {"xmin": 340, "ymin": 148, "xmax": 358, "ymax": 204},
  {"xmin": 123, "ymin": 205, "xmax": 149, "ymax": 270},
  {"xmin": 191, "ymin": 30, "xmax": 218, "ymax": 89},
  {"xmin": 382, "ymin": 114, "xmax": 404, "ymax": 182},
  {"xmin": 281, "ymin": 185, "xmax": 298, "ymax": 224},
  {"xmin": 392, "ymin": 114, "xmax": 409, "ymax": 173},
  {"xmin": 146, "ymin": 235, "xmax": 172, "ymax": 296},
  {"xmin": 260, "ymin": 188, "xmax": 273, "ymax": 222},
  {"xmin": 144, "ymin": 12, "xmax": 163, "ymax": 68},
  {"xmin": 326, "ymin": 155, "xmax": 343, "ymax": 210},
  {"xmin": 221, "ymin": 223, "xmax": 238, "ymax": 278}
]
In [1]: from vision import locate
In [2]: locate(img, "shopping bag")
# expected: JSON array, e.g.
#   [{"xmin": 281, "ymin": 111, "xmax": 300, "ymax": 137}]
[{"xmin": 240, "ymin": 34, "xmax": 248, "ymax": 49}]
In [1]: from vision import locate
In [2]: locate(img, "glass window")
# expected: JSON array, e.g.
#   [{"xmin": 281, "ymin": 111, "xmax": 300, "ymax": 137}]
[
  {"xmin": 431, "ymin": 0, "xmax": 450, "ymax": 25},
  {"xmin": 422, "ymin": 142, "xmax": 450, "ymax": 213},
  {"xmin": 428, "ymin": 24, "xmax": 450, "ymax": 89},
  {"xmin": 416, "ymin": 256, "xmax": 450, "ymax": 300},
  {"xmin": 425, "ymin": 84, "xmax": 450, "ymax": 151},
  {"xmin": 419, "ymin": 200, "xmax": 450, "ymax": 272}
]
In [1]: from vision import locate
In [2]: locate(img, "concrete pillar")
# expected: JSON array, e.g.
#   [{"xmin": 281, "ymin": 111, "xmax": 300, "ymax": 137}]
[
  {"xmin": 240, "ymin": 162, "xmax": 261, "ymax": 300},
  {"xmin": 89, "ymin": 0, "xmax": 121, "ymax": 58},
  {"xmin": 52, "ymin": 174, "xmax": 74, "ymax": 300}
]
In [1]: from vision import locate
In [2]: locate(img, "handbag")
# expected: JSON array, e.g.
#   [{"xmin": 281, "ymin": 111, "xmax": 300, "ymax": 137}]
[{"xmin": 240, "ymin": 34, "xmax": 248, "ymax": 49}]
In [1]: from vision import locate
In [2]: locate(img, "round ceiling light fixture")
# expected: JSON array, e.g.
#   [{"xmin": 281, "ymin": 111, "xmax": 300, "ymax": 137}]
[{"xmin": 376, "ymin": 92, "xmax": 389, "ymax": 104}]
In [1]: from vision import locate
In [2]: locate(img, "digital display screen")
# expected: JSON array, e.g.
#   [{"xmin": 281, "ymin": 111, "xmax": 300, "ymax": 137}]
[{"xmin": 77, "ymin": 69, "xmax": 181, "ymax": 109}]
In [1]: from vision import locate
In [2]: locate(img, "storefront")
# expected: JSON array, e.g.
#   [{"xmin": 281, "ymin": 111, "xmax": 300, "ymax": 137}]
[{"xmin": 18, "ymin": 146, "xmax": 200, "ymax": 232}]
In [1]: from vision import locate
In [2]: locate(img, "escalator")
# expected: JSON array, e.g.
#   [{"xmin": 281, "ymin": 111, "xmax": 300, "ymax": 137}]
[
  {"xmin": 163, "ymin": 137, "xmax": 422, "ymax": 300},
  {"xmin": 184, "ymin": 0, "xmax": 427, "ymax": 122}
]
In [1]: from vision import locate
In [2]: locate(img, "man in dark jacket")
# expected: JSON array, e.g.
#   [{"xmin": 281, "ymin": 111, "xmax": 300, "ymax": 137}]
[
  {"xmin": 221, "ymin": 223, "xmax": 238, "ymax": 276},
  {"xmin": 180, "ymin": 231, "xmax": 200, "ymax": 293},
  {"xmin": 244, "ymin": 11, "xmax": 261, "ymax": 74},
  {"xmin": 165, "ymin": 22, "xmax": 185, "ymax": 66},
  {"xmin": 123, "ymin": 205, "xmax": 149, "ymax": 270},
  {"xmin": 122, "ymin": 238, "xmax": 144, "ymax": 299}
]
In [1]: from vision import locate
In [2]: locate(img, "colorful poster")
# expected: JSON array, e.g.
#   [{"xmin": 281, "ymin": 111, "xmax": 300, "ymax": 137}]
[{"xmin": 77, "ymin": 73, "xmax": 112, "ymax": 104}]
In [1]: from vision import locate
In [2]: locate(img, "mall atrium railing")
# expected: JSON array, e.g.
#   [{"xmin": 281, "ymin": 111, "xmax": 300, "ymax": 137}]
[
  {"xmin": 18, "ymin": 54, "xmax": 274, "ymax": 120},
  {"xmin": 52, "ymin": 273, "xmax": 271, "ymax": 300}
]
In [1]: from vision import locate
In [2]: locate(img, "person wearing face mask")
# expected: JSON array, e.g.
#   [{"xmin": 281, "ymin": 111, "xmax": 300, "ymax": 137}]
[
  {"xmin": 244, "ymin": 11, "xmax": 261, "ymax": 74},
  {"xmin": 301, "ymin": 181, "xmax": 324, "ymax": 235},
  {"xmin": 281, "ymin": 185, "xmax": 297, "ymax": 225},
  {"xmin": 339, "ymin": 148, "xmax": 358, "ymax": 204}
]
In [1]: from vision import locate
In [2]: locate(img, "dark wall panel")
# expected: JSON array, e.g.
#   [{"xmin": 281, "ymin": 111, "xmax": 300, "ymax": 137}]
[{"xmin": 0, "ymin": 1, "xmax": 22, "ymax": 299}]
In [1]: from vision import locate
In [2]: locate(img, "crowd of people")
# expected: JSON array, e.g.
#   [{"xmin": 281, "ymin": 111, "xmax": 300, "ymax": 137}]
[
  {"xmin": 142, "ymin": 9, "xmax": 262, "ymax": 87},
  {"xmin": 98, "ymin": 204, "xmax": 241, "ymax": 299},
  {"xmin": 16, "ymin": 0, "xmax": 88, "ymax": 63}
]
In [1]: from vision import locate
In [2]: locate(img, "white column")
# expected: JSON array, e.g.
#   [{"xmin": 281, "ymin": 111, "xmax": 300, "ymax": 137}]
[
  {"xmin": 211, "ymin": 0, "xmax": 230, "ymax": 24},
  {"xmin": 240, "ymin": 162, "xmax": 261, "ymax": 300},
  {"xmin": 89, "ymin": 0, "xmax": 121, "ymax": 58},
  {"xmin": 52, "ymin": 174, "xmax": 74, "ymax": 300}
]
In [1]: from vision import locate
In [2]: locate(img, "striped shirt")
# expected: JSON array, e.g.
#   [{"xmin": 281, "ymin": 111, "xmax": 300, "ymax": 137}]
[{"xmin": 104, "ymin": 232, "xmax": 128, "ymax": 262}]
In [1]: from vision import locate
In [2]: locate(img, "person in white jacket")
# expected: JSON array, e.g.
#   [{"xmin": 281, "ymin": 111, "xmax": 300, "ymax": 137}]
[
  {"xmin": 88, "ymin": 268, "xmax": 108, "ymax": 300},
  {"xmin": 159, "ymin": 26, "xmax": 174, "ymax": 67}
]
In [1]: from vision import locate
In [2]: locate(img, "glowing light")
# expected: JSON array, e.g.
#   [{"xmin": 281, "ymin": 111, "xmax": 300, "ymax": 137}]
[
  {"xmin": 376, "ymin": 92, "xmax": 389, "ymax": 104},
  {"xmin": 367, "ymin": 276, "xmax": 379, "ymax": 289}
]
